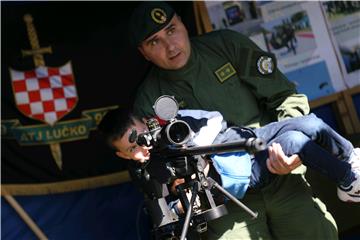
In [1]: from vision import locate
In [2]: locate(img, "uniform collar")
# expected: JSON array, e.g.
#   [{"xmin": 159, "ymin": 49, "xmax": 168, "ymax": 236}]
[{"xmin": 159, "ymin": 45, "xmax": 198, "ymax": 81}]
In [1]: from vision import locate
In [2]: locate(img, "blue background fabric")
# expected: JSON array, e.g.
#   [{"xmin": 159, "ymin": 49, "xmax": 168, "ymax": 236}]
[{"xmin": 1, "ymin": 182, "xmax": 150, "ymax": 240}]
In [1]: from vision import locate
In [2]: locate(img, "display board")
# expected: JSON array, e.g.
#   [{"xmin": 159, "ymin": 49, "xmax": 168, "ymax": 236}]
[
  {"xmin": 204, "ymin": 1, "xmax": 360, "ymax": 101},
  {"xmin": 322, "ymin": 1, "xmax": 360, "ymax": 88}
]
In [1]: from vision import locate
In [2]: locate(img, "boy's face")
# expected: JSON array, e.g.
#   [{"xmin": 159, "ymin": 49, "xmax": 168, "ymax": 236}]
[{"xmin": 113, "ymin": 119, "xmax": 151, "ymax": 163}]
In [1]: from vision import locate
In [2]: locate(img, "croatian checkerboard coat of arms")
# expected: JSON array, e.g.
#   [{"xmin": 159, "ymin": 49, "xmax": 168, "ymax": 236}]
[
  {"xmin": 3, "ymin": 14, "xmax": 117, "ymax": 170},
  {"xmin": 10, "ymin": 63, "xmax": 78, "ymax": 126}
]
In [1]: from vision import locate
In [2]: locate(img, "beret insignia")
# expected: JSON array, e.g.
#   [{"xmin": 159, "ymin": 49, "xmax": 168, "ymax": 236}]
[{"xmin": 151, "ymin": 8, "xmax": 167, "ymax": 24}]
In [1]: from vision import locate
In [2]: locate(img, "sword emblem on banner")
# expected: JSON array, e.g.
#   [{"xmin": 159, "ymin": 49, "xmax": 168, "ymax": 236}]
[{"xmin": 9, "ymin": 14, "xmax": 79, "ymax": 170}]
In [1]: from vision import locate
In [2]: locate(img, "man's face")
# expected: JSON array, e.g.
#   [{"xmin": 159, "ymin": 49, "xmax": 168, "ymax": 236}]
[
  {"xmin": 113, "ymin": 119, "xmax": 151, "ymax": 163},
  {"xmin": 138, "ymin": 15, "xmax": 191, "ymax": 70}
]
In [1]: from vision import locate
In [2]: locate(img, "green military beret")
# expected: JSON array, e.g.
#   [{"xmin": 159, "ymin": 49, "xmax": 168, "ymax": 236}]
[{"xmin": 129, "ymin": 1, "xmax": 175, "ymax": 46}]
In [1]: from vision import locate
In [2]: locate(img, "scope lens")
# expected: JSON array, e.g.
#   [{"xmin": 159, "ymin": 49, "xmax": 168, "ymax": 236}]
[
  {"xmin": 136, "ymin": 133, "xmax": 151, "ymax": 147},
  {"xmin": 167, "ymin": 121, "xmax": 190, "ymax": 145}
]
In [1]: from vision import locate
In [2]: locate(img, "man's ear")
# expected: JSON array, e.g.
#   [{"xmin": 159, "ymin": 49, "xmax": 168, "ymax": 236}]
[
  {"xmin": 116, "ymin": 151, "xmax": 130, "ymax": 160},
  {"xmin": 138, "ymin": 46, "xmax": 150, "ymax": 61}
]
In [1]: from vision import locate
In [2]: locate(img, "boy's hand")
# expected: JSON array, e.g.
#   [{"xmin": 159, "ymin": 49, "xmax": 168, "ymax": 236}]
[{"xmin": 266, "ymin": 142, "xmax": 302, "ymax": 175}]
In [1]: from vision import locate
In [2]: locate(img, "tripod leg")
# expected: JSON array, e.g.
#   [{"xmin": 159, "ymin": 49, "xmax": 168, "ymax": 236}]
[
  {"xmin": 207, "ymin": 177, "xmax": 258, "ymax": 219},
  {"xmin": 180, "ymin": 182, "xmax": 199, "ymax": 240}
]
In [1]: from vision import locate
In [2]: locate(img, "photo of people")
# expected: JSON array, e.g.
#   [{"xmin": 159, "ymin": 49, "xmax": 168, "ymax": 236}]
[
  {"xmin": 339, "ymin": 39, "xmax": 360, "ymax": 74},
  {"xmin": 205, "ymin": 1, "xmax": 263, "ymax": 36},
  {"xmin": 323, "ymin": 1, "xmax": 360, "ymax": 75},
  {"xmin": 323, "ymin": 1, "xmax": 360, "ymax": 21},
  {"xmin": 261, "ymin": 11, "xmax": 317, "ymax": 59}
]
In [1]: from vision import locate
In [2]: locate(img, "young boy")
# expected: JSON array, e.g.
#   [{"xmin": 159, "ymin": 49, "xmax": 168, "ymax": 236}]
[{"xmin": 98, "ymin": 107, "xmax": 360, "ymax": 202}]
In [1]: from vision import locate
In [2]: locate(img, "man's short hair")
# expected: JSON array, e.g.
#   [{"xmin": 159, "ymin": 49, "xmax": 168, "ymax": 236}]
[{"xmin": 129, "ymin": 1, "xmax": 175, "ymax": 46}]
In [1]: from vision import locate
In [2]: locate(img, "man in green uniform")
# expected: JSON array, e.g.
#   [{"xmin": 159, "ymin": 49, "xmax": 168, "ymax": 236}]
[{"xmin": 129, "ymin": 2, "xmax": 338, "ymax": 239}]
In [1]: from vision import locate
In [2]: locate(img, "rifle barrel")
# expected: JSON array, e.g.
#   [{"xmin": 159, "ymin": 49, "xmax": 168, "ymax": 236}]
[{"xmin": 153, "ymin": 138, "xmax": 266, "ymax": 158}]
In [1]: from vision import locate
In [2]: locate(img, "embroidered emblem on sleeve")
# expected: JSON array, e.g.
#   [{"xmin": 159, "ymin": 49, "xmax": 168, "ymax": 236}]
[{"xmin": 257, "ymin": 56, "xmax": 274, "ymax": 75}]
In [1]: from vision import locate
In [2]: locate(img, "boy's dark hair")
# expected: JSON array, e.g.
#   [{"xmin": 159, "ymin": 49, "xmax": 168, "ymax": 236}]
[{"xmin": 98, "ymin": 107, "xmax": 141, "ymax": 150}]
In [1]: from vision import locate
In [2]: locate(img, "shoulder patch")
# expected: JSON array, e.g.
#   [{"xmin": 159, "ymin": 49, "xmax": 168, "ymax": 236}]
[
  {"xmin": 214, "ymin": 63, "xmax": 237, "ymax": 83},
  {"xmin": 257, "ymin": 56, "xmax": 274, "ymax": 75},
  {"xmin": 249, "ymin": 50, "xmax": 277, "ymax": 79}
]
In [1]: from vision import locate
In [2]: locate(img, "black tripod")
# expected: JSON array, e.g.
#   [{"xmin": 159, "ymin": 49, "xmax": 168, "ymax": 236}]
[{"xmin": 176, "ymin": 158, "xmax": 258, "ymax": 240}]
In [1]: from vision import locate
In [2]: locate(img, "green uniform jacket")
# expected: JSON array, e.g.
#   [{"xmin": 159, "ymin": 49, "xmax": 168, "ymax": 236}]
[{"xmin": 134, "ymin": 30, "xmax": 309, "ymax": 128}]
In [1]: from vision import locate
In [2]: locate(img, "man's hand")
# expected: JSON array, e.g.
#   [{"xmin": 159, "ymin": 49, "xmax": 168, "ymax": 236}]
[{"xmin": 266, "ymin": 142, "xmax": 302, "ymax": 175}]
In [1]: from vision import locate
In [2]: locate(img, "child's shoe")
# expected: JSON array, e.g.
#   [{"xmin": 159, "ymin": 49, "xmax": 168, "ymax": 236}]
[
  {"xmin": 337, "ymin": 174, "xmax": 360, "ymax": 202},
  {"xmin": 337, "ymin": 148, "xmax": 360, "ymax": 202}
]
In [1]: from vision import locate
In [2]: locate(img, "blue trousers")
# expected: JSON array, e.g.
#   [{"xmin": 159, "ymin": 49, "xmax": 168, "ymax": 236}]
[{"xmin": 250, "ymin": 113, "xmax": 354, "ymax": 189}]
